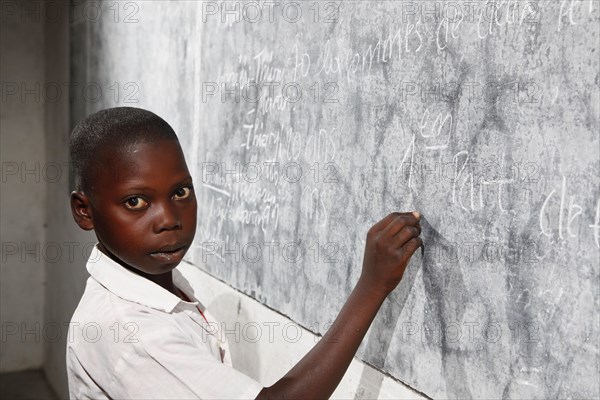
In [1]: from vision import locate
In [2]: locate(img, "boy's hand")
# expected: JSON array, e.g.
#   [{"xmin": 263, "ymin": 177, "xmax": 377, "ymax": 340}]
[{"xmin": 359, "ymin": 211, "xmax": 422, "ymax": 298}]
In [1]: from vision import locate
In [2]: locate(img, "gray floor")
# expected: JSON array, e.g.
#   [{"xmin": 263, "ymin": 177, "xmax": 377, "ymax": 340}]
[{"xmin": 0, "ymin": 370, "xmax": 58, "ymax": 400}]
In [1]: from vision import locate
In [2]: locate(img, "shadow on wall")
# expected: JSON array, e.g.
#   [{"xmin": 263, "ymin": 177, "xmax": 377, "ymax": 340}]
[
  {"xmin": 355, "ymin": 215, "xmax": 473, "ymax": 399},
  {"xmin": 355, "ymin": 223, "xmax": 425, "ymax": 399}
]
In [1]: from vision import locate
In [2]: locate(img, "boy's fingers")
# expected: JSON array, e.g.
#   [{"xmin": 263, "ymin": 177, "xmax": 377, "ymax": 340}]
[
  {"xmin": 369, "ymin": 212, "xmax": 402, "ymax": 234},
  {"xmin": 398, "ymin": 237, "xmax": 423, "ymax": 264},
  {"xmin": 393, "ymin": 225, "xmax": 421, "ymax": 249},
  {"xmin": 381, "ymin": 212, "xmax": 421, "ymax": 238}
]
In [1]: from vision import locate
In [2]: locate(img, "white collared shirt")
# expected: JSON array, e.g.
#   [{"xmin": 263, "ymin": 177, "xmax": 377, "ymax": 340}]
[{"xmin": 66, "ymin": 244, "xmax": 263, "ymax": 400}]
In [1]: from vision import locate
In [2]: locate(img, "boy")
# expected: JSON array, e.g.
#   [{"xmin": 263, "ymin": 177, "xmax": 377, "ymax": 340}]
[{"xmin": 67, "ymin": 107, "xmax": 422, "ymax": 399}]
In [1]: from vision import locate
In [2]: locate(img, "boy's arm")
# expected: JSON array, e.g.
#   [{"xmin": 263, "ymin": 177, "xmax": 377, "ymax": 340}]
[
  {"xmin": 255, "ymin": 277, "xmax": 387, "ymax": 399},
  {"xmin": 255, "ymin": 212, "xmax": 422, "ymax": 400}
]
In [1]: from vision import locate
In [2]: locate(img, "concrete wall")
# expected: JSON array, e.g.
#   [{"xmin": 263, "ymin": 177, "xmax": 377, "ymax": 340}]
[
  {"xmin": 1, "ymin": 0, "xmax": 47, "ymax": 372},
  {"xmin": 0, "ymin": 3, "xmax": 93, "ymax": 398}
]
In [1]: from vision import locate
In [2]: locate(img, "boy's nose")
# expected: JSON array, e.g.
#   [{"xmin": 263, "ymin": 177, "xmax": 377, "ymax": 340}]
[{"xmin": 153, "ymin": 202, "xmax": 182, "ymax": 232}]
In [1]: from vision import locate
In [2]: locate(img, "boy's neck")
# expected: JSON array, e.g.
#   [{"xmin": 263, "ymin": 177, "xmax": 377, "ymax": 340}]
[{"xmin": 141, "ymin": 271, "xmax": 178, "ymax": 295}]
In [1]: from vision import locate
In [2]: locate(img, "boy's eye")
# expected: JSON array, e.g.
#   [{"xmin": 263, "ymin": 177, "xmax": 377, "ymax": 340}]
[
  {"xmin": 174, "ymin": 186, "xmax": 192, "ymax": 200},
  {"xmin": 124, "ymin": 197, "xmax": 149, "ymax": 210}
]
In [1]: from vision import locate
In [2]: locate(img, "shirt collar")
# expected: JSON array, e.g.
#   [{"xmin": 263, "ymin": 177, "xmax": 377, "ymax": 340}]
[{"xmin": 86, "ymin": 244, "xmax": 199, "ymax": 313}]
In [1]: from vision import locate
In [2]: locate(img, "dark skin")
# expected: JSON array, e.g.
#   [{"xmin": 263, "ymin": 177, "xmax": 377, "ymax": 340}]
[{"xmin": 71, "ymin": 138, "xmax": 423, "ymax": 399}]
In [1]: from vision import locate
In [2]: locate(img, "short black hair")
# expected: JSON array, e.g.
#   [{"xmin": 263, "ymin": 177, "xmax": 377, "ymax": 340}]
[{"xmin": 69, "ymin": 107, "xmax": 179, "ymax": 193}]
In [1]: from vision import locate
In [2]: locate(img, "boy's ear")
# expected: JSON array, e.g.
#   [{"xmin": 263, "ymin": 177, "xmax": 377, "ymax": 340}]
[{"xmin": 70, "ymin": 191, "xmax": 94, "ymax": 231}]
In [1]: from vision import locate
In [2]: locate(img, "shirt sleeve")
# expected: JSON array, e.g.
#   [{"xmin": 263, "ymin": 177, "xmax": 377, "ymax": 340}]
[{"xmin": 109, "ymin": 326, "xmax": 264, "ymax": 400}]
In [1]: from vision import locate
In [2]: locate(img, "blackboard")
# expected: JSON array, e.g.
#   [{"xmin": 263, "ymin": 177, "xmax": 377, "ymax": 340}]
[
  {"xmin": 70, "ymin": 1, "xmax": 599, "ymax": 398},
  {"xmin": 190, "ymin": 1, "xmax": 599, "ymax": 398}
]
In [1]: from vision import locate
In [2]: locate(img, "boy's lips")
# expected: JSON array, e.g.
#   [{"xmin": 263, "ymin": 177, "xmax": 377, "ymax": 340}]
[
  {"xmin": 149, "ymin": 243, "xmax": 188, "ymax": 263},
  {"xmin": 152, "ymin": 243, "xmax": 188, "ymax": 253}
]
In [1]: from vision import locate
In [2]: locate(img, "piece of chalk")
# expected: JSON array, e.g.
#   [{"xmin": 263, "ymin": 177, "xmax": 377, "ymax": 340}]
[{"xmin": 411, "ymin": 211, "xmax": 421, "ymax": 220}]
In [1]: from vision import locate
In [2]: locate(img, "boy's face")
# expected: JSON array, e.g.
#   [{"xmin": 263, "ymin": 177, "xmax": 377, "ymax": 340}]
[{"xmin": 75, "ymin": 139, "xmax": 197, "ymax": 275}]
